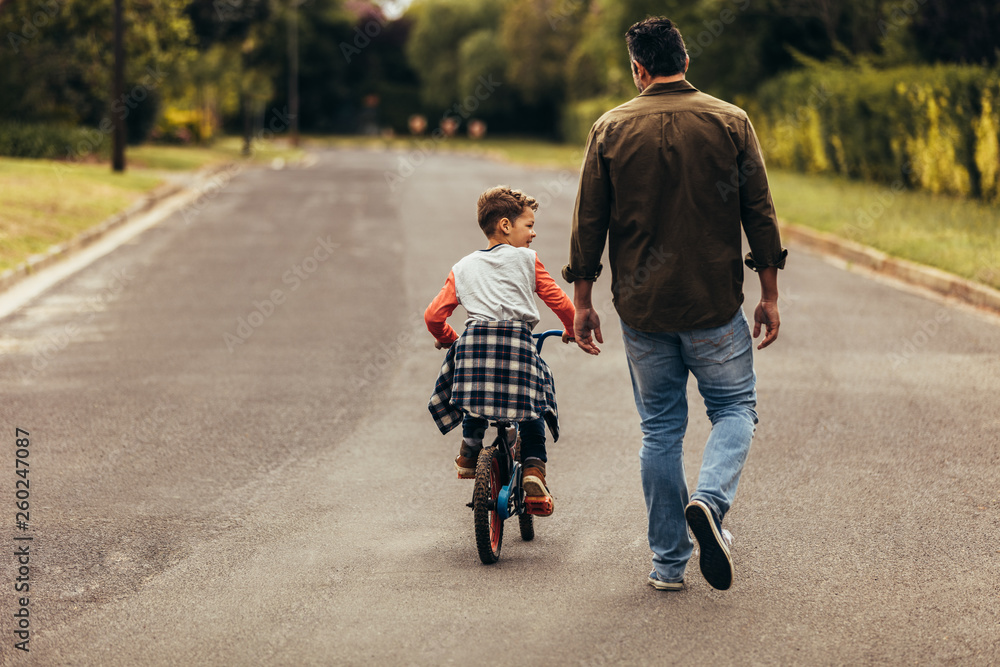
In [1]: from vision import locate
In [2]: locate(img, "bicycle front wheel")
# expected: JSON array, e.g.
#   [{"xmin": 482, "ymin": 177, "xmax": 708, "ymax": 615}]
[
  {"xmin": 518, "ymin": 512, "xmax": 534, "ymax": 541},
  {"xmin": 473, "ymin": 446, "xmax": 503, "ymax": 564},
  {"xmin": 516, "ymin": 438, "xmax": 534, "ymax": 541}
]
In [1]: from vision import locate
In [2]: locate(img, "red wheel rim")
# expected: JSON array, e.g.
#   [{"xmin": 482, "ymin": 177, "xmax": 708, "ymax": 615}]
[{"xmin": 489, "ymin": 455, "xmax": 501, "ymax": 552}]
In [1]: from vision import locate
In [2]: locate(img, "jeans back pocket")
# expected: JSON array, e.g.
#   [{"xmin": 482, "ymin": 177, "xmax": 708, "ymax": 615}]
[
  {"xmin": 622, "ymin": 325, "xmax": 655, "ymax": 363},
  {"xmin": 688, "ymin": 321, "xmax": 736, "ymax": 363}
]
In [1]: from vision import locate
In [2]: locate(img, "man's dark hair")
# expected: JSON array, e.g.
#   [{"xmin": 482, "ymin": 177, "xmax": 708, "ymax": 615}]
[{"xmin": 625, "ymin": 17, "xmax": 688, "ymax": 78}]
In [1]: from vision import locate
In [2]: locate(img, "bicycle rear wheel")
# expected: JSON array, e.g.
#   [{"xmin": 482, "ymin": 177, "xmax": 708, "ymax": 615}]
[{"xmin": 473, "ymin": 446, "xmax": 503, "ymax": 564}]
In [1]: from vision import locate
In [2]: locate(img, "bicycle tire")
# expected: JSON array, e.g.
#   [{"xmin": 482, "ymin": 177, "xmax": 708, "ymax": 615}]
[
  {"xmin": 473, "ymin": 446, "xmax": 503, "ymax": 564},
  {"xmin": 518, "ymin": 512, "xmax": 534, "ymax": 541}
]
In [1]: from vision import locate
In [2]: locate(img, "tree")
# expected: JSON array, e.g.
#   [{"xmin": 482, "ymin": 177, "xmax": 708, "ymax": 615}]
[
  {"xmin": 182, "ymin": 0, "xmax": 273, "ymax": 147},
  {"xmin": 185, "ymin": 0, "xmax": 270, "ymax": 45},
  {"xmin": 405, "ymin": 0, "xmax": 507, "ymax": 109},
  {"xmin": 500, "ymin": 0, "xmax": 584, "ymax": 106},
  {"xmin": 0, "ymin": 0, "xmax": 196, "ymax": 138},
  {"xmin": 908, "ymin": 0, "xmax": 1000, "ymax": 66}
]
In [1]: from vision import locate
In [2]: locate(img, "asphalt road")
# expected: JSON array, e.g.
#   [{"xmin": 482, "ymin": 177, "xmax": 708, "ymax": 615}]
[{"xmin": 1, "ymin": 148, "xmax": 998, "ymax": 666}]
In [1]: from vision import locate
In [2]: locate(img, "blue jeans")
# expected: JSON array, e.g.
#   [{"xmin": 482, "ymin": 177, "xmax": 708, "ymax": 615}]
[
  {"xmin": 462, "ymin": 414, "xmax": 547, "ymax": 462},
  {"xmin": 621, "ymin": 308, "xmax": 758, "ymax": 583}
]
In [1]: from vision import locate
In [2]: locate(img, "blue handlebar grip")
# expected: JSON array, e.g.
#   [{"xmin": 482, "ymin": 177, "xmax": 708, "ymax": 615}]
[{"xmin": 533, "ymin": 329, "xmax": 565, "ymax": 353}]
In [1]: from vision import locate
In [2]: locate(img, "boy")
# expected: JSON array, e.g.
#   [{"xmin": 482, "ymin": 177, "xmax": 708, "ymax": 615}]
[{"xmin": 425, "ymin": 185, "xmax": 575, "ymax": 511}]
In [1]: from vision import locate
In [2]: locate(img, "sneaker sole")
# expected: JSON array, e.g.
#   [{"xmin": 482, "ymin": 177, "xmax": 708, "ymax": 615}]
[
  {"xmin": 647, "ymin": 576, "xmax": 684, "ymax": 591},
  {"xmin": 685, "ymin": 501, "xmax": 733, "ymax": 591},
  {"xmin": 455, "ymin": 462, "xmax": 475, "ymax": 479}
]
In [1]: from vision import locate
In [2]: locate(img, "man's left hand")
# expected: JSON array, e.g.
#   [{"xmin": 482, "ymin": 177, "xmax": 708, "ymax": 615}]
[
  {"xmin": 574, "ymin": 308, "xmax": 603, "ymax": 355},
  {"xmin": 753, "ymin": 300, "xmax": 780, "ymax": 349}
]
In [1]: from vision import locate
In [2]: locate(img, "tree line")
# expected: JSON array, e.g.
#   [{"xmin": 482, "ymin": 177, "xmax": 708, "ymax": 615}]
[{"xmin": 0, "ymin": 0, "xmax": 997, "ymax": 162}]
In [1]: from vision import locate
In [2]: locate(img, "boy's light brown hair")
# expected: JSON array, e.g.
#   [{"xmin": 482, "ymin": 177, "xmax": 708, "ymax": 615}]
[{"xmin": 477, "ymin": 185, "xmax": 538, "ymax": 237}]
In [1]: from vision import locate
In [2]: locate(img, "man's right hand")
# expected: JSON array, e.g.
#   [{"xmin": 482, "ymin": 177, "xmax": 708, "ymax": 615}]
[{"xmin": 574, "ymin": 307, "xmax": 603, "ymax": 355}]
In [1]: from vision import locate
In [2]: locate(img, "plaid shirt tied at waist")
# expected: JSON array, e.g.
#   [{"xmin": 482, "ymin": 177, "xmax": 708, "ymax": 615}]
[{"xmin": 428, "ymin": 320, "xmax": 559, "ymax": 441}]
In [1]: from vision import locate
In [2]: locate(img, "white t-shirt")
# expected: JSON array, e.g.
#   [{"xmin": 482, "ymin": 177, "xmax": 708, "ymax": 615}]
[{"xmin": 452, "ymin": 244, "xmax": 542, "ymax": 330}]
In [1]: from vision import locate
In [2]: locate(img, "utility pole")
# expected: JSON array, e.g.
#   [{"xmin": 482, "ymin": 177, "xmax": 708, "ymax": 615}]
[
  {"xmin": 242, "ymin": 91, "xmax": 253, "ymax": 156},
  {"xmin": 112, "ymin": 0, "xmax": 126, "ymax": 172},
  {"xmin": 288, "ymin": 0, "xmax": 299, "ymax": 147}
]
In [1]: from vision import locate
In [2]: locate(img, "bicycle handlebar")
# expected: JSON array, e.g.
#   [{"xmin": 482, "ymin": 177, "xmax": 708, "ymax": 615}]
[
  {"xmin": 437, "ymin": 328, "xmax": 569, "ymax": 353},
  {"xmin": 532, "ymin": 329, "xmax": 568, "ymax": 353}
]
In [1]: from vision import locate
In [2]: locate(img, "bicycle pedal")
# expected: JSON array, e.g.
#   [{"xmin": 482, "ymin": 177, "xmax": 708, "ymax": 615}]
[{"xmin": 524, "ymin": 496, "xmax": 554, "ymax": 516}]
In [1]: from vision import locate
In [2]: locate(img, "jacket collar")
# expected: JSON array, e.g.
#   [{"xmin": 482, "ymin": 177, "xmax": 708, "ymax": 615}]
[{"xmin": 638, "ymin": 79, "xmax": 698, "ymax": 97}]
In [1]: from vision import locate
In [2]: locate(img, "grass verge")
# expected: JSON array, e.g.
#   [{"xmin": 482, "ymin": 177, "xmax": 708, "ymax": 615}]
[
  {"xmin": 768, "ymin": 170, "xmax": 1000, "ymax": 291},
  {"xmin": 129, "ymin": 137, "xmax": 305, "ymax": 171},
  {"xmin": 0, "ymin": 138, "xmax": 305, "ymax": 273},
  {"xmin": 0, "ymin": 157, "xmax": 161, "ymax": 273}
]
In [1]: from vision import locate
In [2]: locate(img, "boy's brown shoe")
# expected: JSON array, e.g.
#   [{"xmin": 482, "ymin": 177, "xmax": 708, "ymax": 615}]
[
  {"xmin": 455, "ymin": 454, "xmax": 477, "ymax": 479},
  {"xmin": 522, "ymin": 459, "xmax": 554, "ymax": 516},
  {"xmin": 522, "ymin": 465, "xmax": 549, "ymax": 497},
  {"xmin": 455, "ymin": 441, "xmax": 481, "ymax": 479}
]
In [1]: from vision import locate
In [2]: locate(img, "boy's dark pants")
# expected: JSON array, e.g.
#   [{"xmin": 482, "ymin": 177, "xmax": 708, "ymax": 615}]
[{"xmin": 461, "ymin": 415, "xmax": 547, "ymax": 462}]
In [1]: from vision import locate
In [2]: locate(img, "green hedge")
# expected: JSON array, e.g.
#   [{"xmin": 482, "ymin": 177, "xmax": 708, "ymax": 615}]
[
  {"xmin": 746, "ymin": 64, "xmax": 1000, "ymax": 202},
  {"xmin": 560, "ymin": 95, "xmax": 630, "ymax": 145},
  {"xmin": 0, "ymin": 122, "xmax": 111, "ymax": 160}
]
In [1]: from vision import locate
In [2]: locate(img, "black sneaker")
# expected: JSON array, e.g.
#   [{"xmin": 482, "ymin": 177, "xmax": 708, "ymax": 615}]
[{"xmin": 685, "ymin": 499, "xmax": 734, "ymax": 590}]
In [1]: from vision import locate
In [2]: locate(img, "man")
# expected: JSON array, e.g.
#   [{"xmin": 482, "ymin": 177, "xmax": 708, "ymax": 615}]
[{"xmin": 563, "ymin": 16, "xmax": 786, "ymax": 592}]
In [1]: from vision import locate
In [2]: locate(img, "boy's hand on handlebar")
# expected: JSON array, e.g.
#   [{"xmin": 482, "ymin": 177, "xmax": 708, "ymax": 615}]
[
  {"xmin": 435, "ymin": 339, "xmax": 453, "ymax": 350},
  {"xmin": 561, "ymin": 331, "xmax": 575, "ymax": 344}
]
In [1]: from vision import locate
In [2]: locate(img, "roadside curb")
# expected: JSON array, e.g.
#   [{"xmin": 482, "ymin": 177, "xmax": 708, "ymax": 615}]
[
  {"xmin": 0, "ymin": 162, "xmax": 241, "ymax": 296},
  {"xmin": 779, "ymin": 220, "xmax": 1000, "ymax": 315}
]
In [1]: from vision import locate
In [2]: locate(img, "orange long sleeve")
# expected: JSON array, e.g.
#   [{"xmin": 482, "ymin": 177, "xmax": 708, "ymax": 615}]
[
  {"xmin": 535, "ymin": 256, "xmax": 575, "ymax": 334},
  {"xmin": 424, "ymin": 270, "xmax": 460, "ymax": 345}
]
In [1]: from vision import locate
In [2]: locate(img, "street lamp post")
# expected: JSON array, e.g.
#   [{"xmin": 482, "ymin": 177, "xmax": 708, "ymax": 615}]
[{"xmin": 112, "ymin": 0, "xmax": 126, "ymax": 172}]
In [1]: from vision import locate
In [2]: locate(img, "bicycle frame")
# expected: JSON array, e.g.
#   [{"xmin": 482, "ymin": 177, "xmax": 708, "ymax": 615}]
[{"xmin": 490, "ymin": 420, "xmax": 521, "ymax": 520}]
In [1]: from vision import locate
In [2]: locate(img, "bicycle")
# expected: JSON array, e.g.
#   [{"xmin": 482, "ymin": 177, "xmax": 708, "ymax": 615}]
[{"xmin": 468, "ymin": 328, "xmax": 565, "ymax": 564}]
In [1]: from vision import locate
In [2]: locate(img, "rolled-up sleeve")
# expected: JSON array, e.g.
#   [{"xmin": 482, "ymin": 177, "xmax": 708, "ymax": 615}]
[
  {"xmin": 564, "ymin": 123, "xmax": 611, "ymax": 283},
  {"xmin": 739, "ymin": 118, "xmax": 787, "ymax": 272}
]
